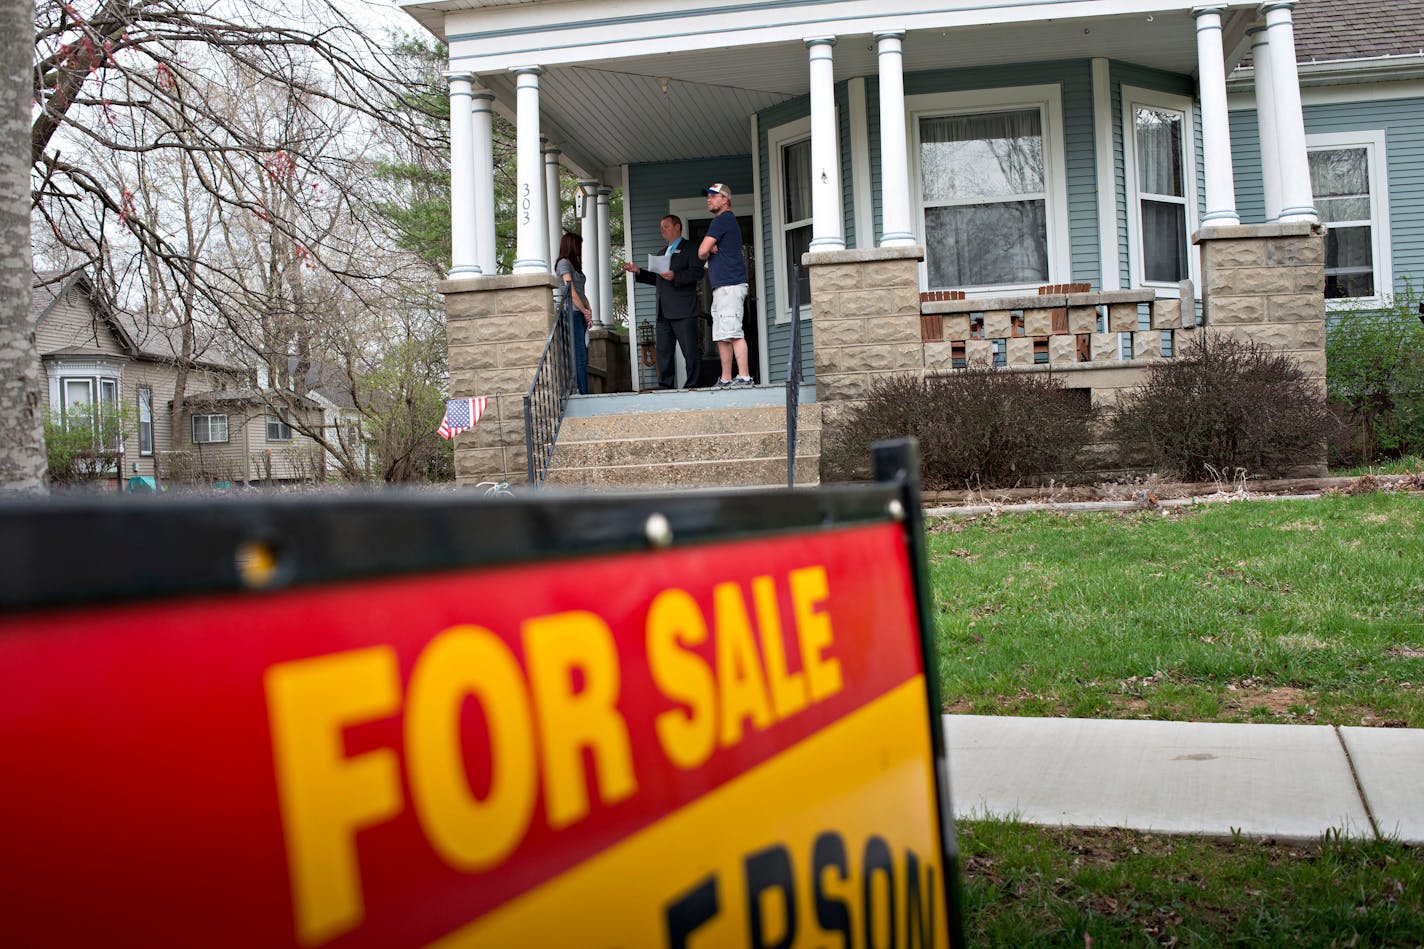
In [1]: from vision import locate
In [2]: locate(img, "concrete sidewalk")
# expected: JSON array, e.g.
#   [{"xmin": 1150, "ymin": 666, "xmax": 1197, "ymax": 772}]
[{"xmin": 943, "ymin": 715, "xmax": 1424, "ymax": 843}]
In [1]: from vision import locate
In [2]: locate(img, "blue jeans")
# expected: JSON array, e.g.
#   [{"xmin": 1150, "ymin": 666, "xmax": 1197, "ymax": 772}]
[{"xmin": 567, "ymin": 304, "xmax": 589, "ymax": 394}]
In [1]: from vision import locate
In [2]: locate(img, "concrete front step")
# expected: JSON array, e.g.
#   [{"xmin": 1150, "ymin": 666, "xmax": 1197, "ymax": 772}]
[
  {"xmin": 552, "ymin": 427, "xmax": 819, "ymax": 469},
  {"xmin": 544, "ymin": 455, "xmax": 821, "ymax": 490},
  {"xmin": 544, "ymin": 399, "xmax": 822, "ymax": 490},
  {"xmin": 557, "ymin": 403, "xmax": 819, "ymax": 441}
]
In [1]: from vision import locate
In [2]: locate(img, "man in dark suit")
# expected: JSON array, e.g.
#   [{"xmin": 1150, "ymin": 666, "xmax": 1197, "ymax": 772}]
[{"xmin": 624, "ymin": 215, "xmax": 704, "ymax": 389}]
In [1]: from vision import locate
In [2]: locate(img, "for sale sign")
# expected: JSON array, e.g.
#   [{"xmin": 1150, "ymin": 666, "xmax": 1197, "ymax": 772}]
[{"xmin": 0, "ymin": 443, "xmax": 963, "ymax": 948}]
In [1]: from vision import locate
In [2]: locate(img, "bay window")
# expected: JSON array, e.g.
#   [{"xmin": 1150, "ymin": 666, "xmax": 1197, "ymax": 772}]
[
  {"xmin": 1307, "ymin": 131, "xmax": 1391, "ymax": 304},
  {"xmin": 1123, "ymin": 88, "xmax": 1197, "ymax": 291},
  {"xmin": 910, "ymin": 85, "xmax": 1069, "ymax": 293}
]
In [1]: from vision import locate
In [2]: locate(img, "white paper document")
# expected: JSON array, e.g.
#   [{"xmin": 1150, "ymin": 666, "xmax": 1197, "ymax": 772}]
[{"xmin": 646, "ymin": 254, "xmax": 672, "ymax": 272}]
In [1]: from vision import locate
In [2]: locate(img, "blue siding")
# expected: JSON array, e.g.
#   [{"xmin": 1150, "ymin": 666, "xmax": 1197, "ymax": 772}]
[
  {"xmin": 865, "ymin": 76, "xmax": 883, "ymax": 245},
  {"xmin": 1231, "ymin": 94, "xmax": 1424, "ymax": 294}
]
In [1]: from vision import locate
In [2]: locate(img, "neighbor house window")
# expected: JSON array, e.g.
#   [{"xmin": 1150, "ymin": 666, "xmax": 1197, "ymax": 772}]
[
  {"xmin": 910, "ymin": 85, "xmax": 1069, "ymax": 293},
  {"xmin": 1307, "ymin": 131, "xmax": 1391, "ymax": 304},
  {"xmin": 266, "ymin": 413, "xmax": 292, "ymax": 442},
  {"xmin": 138, "ymin": 387, "xmax": 153, "ymax": 455},
  {"xmin": 191, "ymin": 414, "xmax": 228, "ymax": 444},
  {"xmin": 1123, "ymin": 88, "xmax": 1197, "ymax": 291}
]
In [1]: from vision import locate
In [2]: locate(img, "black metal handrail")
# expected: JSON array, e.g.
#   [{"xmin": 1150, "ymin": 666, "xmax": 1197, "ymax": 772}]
[
  {"xmin": 523, "ymin": 300, "xmax": 576, "ymax": 487},
  {"xmin": 785, "ymin": 262, "xmax": 804, "ymax": 488}
]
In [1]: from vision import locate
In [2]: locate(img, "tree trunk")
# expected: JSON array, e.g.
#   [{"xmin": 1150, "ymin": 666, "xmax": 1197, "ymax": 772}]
[{"xmin": 0, "ymin": 0, "xmax": 45, "ymax": 493}]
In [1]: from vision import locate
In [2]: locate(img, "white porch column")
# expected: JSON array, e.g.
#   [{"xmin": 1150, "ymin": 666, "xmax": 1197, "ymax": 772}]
[
  {"xmin": 1247, "ymin": 26, "xmax": 1282, "ymax": 222},
  {"xmin": 596, "ymin": 186, "xmax": 614, "ymax": 326},
  {"xmin": 471, "ymin": 89, "xmax": 497, "ymax": 275},
  {"xmin": 575, "ymin": 178, "xmax": 599, "ymax": 317},
  {"xmin": 1193, "ymin": 7, "xmax": 1240, "ymax": 226},
  {"xmin": 875, "ymin": 31, "xmax": 915, "ymax": 247},
  {"xmin": 445, "ymin": 72, "xmax": 480, "ymax": 277},
  {"xmin": 512, "ymin": 66, "xmax": 548, "ymax": 272},
  {"xmin": 1263, "ymin": 1, "xmax": 1317, "ymax": 223},
  {"xmin": 806, "ymin": 37, "xmax": 845, "ymax": 251},
  {"xmin": 543, "ymin": 139, "xmax": 562, "ymax": 266}
]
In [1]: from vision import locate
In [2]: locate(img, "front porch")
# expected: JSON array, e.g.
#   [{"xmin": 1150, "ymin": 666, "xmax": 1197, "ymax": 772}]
[{"xmin": 403, "ymin": 0, "xmax": 1328, "ymax": 488}]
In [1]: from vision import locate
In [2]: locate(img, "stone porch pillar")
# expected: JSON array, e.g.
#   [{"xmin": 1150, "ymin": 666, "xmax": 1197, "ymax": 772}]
[
  {"xmin": 513, "ymin": 67, "xmax": 548, "ymax": 273},
  {"xmin": 1195, "ymin": 222, "xmax": 1327, "ymax": 425},
  {"xmin": 1263, "ymin": 2, "xmax": 1318, "ymax": 223},
  {"xmin": 472, "ymin": 89, "xmax": 498, "ymax": 275},
  {"xmin": 875, "ymin": 31, "xmax": 915, "ymax": 248},
  {"xmin": 1247, "ymin": 26, "xmax": 1282, "ymax": 222},
  {"xmin": 446, "ymin": 72, "xmax": 481, "ymax": 277},
  {"xmin": 803, "ymin": 246, "xmax": 924, "ymax": 477},
  {"xmin": 1193, "ymin": 6, "xmax": 1240, "ymax": 227},
  {"xmin": 806, "ymin": 37, "xmax": 845, "ymax": 251},
  {"xmin": 440, "ymin": 274, "xmax": 558, "ymax": 486}
]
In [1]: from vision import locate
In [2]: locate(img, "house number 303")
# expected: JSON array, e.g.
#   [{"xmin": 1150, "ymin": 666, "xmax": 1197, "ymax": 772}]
[{"xmin": 521, "ymin": 183, "xmax": 531, "ymax": 224}]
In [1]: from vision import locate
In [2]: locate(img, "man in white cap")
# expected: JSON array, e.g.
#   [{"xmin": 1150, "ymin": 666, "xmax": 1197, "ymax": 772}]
[{"xmin": 697, "ymin": 183, "xmax": 752, "ymax": 388}]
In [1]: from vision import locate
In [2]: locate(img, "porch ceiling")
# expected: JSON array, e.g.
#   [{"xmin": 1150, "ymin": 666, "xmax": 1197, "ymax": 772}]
[{"xmin": 407, "ymin": 4, "xmax": 1255, "ymax": 182}]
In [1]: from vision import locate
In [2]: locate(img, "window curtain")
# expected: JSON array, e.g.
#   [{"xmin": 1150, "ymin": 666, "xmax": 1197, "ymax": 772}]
[
  {"xmin": 782, "ymin": 138, "xmax": 813, "ymax": 311},
  {"xmin": 1309, "ymin": 148, "xmax": 1374, "ymax": 298},
  {"xmin": 1135, "ymin": 108, "xmax": 1183, "ymax": 197},
  {"xmin": 920, "ymin": 109, "xmax": 1048, "ymax": 287}
]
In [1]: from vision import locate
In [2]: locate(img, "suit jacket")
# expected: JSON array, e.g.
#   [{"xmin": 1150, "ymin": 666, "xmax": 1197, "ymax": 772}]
[{"xmin": 634, "ymin": 238, "xmax": 704, "ymax": 321}]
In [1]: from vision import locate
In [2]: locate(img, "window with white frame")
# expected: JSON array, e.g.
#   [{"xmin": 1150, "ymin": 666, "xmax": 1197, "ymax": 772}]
[
  {"xmin": 191, "ymin": 414, "xmax": 228, "ymax": 444},
  {"xmin": 55, "ymin": 369, "xmax": 121, "ymax": 449},
  {"xmin": 1307, "ymin": 131, "xmax": 1392, "ymax": 304},
  {"xmin": 138, "ymin": 387, "xmax": 153, "ymax": 455},
  {"xmin": 768, "ymin": 116, "xmax": 815, "ymax": 324},
  {"xmin": 909, "ymin": 86, "xmax": 1069, "ymax": 293},
  {"xmin": 266, "ymin": 413, "xmax": 292, "ymax": 442},
  {"xmin": 1123, "ymin": 88, "xmax": 1197, "ymax": 290}
]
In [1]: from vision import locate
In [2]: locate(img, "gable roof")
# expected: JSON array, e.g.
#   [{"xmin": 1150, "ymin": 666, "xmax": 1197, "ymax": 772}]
[
  {"xmin": 1293, "ymin": 0, "xmax": 1424, "ymax": 64},
  {"xmin": 33, "ymin": 270, "xmax": 238, "ymax": 373}
]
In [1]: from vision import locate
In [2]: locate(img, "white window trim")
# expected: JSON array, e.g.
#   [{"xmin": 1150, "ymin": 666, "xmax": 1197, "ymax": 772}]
[
  {"xmin": 906, "ymin": 84, "xmax": 1071, "ymax": 296},
  {"xmin": 266, "ymin": 413, "xmax": 293, "ymax": 442},
  {"xmin": 1306, "ymin": 129, "xmax": 1393, "ymax": 310},
  {"xmin": 137, "ymin": 386, "xmax": 153, "ymax": 456},
  {"xmin": 1122, "ymin": 85, "xmax": 1200, "ymax": 297},
  {"xmin": 191, "ymin": 413, "xmax": 229, "ymax": 445},
  {"xmin": 768, "ymin": 115, "xmax": 813, "ymax": 326}
]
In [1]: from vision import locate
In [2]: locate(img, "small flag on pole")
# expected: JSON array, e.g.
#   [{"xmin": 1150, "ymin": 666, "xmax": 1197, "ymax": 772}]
[{"xmin": 438, "ymin": 396, "xmax": 488, "ymax": 440}]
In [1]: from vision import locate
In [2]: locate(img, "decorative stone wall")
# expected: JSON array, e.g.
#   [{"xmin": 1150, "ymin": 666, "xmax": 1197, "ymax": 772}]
[
  {"xmin": 1195, "ymin": 222, "xmax": 1327, "ymax": 388},
  {"xmin": 440, "ymin": 273, "xmax": 558, "ymax": 486}
]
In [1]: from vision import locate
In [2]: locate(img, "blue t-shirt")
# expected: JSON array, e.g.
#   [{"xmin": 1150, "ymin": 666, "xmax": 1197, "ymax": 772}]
[{"xmin": 705, "ymin": 210, "xmax": 747, "ymax": 288}]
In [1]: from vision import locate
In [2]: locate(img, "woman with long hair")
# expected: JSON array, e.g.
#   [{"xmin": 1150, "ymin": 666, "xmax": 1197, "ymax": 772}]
[{"xmin": 555, "ymin": 231, "xmax": 593, "ymax": 394}]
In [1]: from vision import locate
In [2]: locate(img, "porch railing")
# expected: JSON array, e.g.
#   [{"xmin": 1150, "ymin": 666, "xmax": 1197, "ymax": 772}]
[
  {"xmin": 785, "ymin": 263, "xmax": 804, "ymax": 489},
  {"xmin": 523, "ymin": 309, "xmax": 576, "ymax": 487}
]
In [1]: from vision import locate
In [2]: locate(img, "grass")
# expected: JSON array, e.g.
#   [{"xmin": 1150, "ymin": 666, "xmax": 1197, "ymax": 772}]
[
  {"xmin": 928, "ymin": 490, "xmax": 1424, "ymax": 726},
  {"xmin": 1332, "ymin": 456, "xmax": 1424, "ymax": 478},
  {"xmin": 957, "ymin": 821, "xmax": 1424, "ymax": 947}
]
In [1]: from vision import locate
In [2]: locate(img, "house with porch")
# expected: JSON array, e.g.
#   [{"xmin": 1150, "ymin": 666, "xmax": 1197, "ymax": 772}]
[
  {"xmin": 36, "ymin": 272, "xmax": 333, "ymax": 488},
  {"xmin": 398, "ymin": 0, "xmax": 1399, "ymax": 489}
]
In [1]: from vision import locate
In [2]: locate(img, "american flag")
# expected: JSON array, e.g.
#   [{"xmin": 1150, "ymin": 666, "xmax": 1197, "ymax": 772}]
[{"xmin": 437, "ymin": 396, "xmax": 488, "ymax": 440}]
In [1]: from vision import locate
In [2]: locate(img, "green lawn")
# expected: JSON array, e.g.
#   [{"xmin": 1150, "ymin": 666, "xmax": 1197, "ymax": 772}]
[
  {"xmin": 957, "ymin": 821, "xmax": 1424, "ymax": 948},
  {"xmin": 928, "ymin": 490, "xmax": 1424, "ymax": 726}
]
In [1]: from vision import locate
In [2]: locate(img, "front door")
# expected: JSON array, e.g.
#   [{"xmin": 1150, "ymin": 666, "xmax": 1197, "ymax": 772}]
[{"xmin": 687, "ymin": 215, "xmax": 759, "ymax": 384}]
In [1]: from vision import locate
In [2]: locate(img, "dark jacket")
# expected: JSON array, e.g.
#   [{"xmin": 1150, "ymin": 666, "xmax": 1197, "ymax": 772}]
[{"xmin": 633, "ymin": 238, "xmax": 703, "ymax": 321}]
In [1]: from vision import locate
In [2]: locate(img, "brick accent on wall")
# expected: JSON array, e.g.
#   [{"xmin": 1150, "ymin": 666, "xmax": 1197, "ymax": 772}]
[{"xmin": 439, "ymin": 272, "xmax": 558, "ymax": 487}]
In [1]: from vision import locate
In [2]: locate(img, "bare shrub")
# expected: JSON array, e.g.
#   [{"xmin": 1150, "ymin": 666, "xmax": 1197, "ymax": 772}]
[
  {"xmin": 1111, "ymin": 333, "xmax": 1328, "ymax": 480},
  {"xmin": 822, "ymin": 364, "xmax": 1095, "ymax": 488}
]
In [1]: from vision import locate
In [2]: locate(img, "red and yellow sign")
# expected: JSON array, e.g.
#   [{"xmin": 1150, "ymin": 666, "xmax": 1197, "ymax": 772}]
[{"xmin": 0, "ymin": 522, "xmax": 954, "ymax": 947}]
